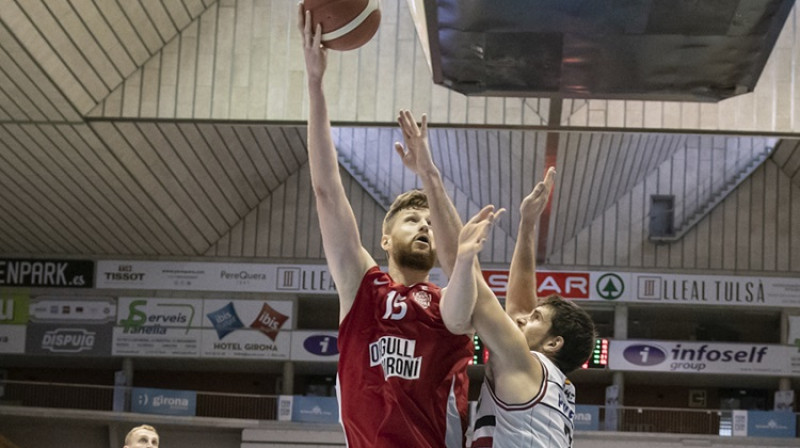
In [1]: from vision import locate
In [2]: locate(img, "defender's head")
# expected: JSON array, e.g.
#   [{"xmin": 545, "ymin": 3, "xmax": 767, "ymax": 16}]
[
  {"xmin": 516, "ymin": 295, "xmax": 596, "ymax": 373},
  {"xmin": 381, "ymin": 190, "xmax": 436, "ymax": 272}
]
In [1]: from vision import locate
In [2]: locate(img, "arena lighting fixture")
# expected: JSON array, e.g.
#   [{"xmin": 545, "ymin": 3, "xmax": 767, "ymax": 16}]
[{"xmin": 408, "ymin": 0, "xmax": 795, "ymax": 101}]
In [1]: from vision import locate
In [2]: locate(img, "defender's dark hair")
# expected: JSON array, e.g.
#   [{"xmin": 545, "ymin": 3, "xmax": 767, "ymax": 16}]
[
  {"xmin": 542, "ymin": 295, "xmax": 596, "ymax": 373},
  {"xmin": 382, "ymin": 189, "xmax": 429, "ymax": 234}
]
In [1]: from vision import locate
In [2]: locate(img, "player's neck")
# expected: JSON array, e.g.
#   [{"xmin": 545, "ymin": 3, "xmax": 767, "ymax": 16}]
[{"xmin": 387, "ymin": 262, "xmax": 430, "ymax": 286}]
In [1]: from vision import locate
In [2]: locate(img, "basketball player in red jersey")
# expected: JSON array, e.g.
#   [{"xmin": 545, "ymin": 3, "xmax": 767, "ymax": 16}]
[
  {"xmin": 298, "ymin": 5, "xmax": 491, "ymax": 447},
  {"xmin": 396, "ymin": 110, "xmax": 596, "ymax": 447}
]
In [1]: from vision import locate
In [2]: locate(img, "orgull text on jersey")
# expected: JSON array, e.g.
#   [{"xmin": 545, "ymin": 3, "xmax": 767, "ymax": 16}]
[{"xmin": 369, "ymin": 336, "xmax": 422, "ymax": 380}]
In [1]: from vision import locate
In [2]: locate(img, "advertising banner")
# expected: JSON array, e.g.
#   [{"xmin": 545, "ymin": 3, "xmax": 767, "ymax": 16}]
[
  {"xmin": 604, "ymin": 385, "xmax": 620, "ymax": 431},
  {"xmin": 96, "ymin": 261, "xmax": 340, "ymax": 295},
  {"xmin": 29, "ymin": 297, "xmax": 115, "ymax": 323},
  {"xmin": 483, "ymin": 270, "xmax": 591, "ymax": 299},
  {"xmin": 290, "ymin": 330, "xmax": 339, "ymax": 362},
  {"xmin": 290, "ymin": 396, "xmax": 339, "ymax": 424},
  {"xmin": 0, "ymin": 291, "xmax": 29, "ymax": 324},
  {"xmin": 623, "ymin": 273, "xmax": 800, "ymax": 308},
  {"xmin": 0, "ymin": 325, "xmax": 25, "ymax": 354},
  {"xmin": 732, "ymin": 410, "xmax": 748, "ymax": 437},
  {"xmin": 200, "ymin": 299, "xmax": 292, "ymax": 359},
  {"xmin": 789, "ymin": 315, "xmax": 800, "ymax": 346},
  {"xmin": 25, "ymin": 322, "xmax": 113, "ymax": 356},
  {"xmin": 277, "ymin": 395, "xmax": 293, "ymax": 422},
  {"xmin": 94, "ymin": 260, "xmax": 800, "ymax": 309},
  {"xmin": 0, "ymin": 291, "xmax": 29, "ymax": 354},
  {"xmin": 131, "ymin": 387, "xmax": 196, "ymax": 416},
  {"xmin": 0, "ymin": 259, "xmax": 93, "ymax": 288},
  {"xmin": 609, "ymin": 340, "xmax": 800, "ymax": 376},
  {"xmin": 25, "ymin": 297, "xmax": 115, "ymax": 356},
  {"xmin": 113, "ymin": 298, "xmax": 203, "ymax": 357},
  {"xmin": 774, "ymin": 390, "xmax": 795, "ymax": 412},
  {"xmin": 574, "ymin": 405, "xmax": 600, "ymax": 431},
  {"xmin": 746, "ymin": 411, "xmax": 796, "ymax": 438}
]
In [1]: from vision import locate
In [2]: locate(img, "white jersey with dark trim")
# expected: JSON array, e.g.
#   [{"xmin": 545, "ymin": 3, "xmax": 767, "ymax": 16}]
[{"xmin": 470, "ymin": 351, "xmax": 576, "ymax": 448}]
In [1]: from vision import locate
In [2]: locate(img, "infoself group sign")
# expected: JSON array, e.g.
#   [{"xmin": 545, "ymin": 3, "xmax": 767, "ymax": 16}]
[{"xmin": 609, "ymin": 340, "xmax": 793, "ymax": 376}]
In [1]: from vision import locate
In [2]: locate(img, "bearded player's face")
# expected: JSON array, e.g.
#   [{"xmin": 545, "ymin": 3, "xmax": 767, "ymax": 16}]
[{"xmin": 385, "ymin": 208, "xmax": 436, "ymax": 272}]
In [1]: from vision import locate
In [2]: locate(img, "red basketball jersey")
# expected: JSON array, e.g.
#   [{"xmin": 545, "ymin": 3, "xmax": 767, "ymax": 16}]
[{"xmin": 337, "ymin": 266, "xmax": 473, "ymax": 448}]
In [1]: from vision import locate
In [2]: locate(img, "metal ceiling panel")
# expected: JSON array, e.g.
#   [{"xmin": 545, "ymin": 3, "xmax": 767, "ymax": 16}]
[{"xmin": 0, "ymin": 0, "xmax": 213, "ymax": 120}]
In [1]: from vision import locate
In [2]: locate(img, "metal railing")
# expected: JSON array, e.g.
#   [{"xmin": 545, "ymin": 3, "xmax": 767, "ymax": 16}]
[
  {"xmin": 0, "ymin": 380, "xmax": 277, "ymax": 420},
  {"xmin": 1, "ymin": 379, "xmax": 112, "ymax": 411},
  {"xmin": 601, "ymin": 406, "xmax": 722, "ymax": 435},
  {"xmin": 1, "ymin": 379, "xmax": 798, "ymax": 438}
]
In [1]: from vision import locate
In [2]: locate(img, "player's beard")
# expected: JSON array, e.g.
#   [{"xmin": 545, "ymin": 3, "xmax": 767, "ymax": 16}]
[{"xmin": 393, "ymin": 241, "xmax": 436, "ymax": 272}]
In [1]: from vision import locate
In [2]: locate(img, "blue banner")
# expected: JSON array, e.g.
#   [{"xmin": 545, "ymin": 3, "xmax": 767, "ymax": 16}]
[
  {"xmin": 574, "ymin": 405, "xmax": 600, "ymax": 431},
  {"xmin": 291, "ymin": 396, "xmax": 339, "ymax": 423},
  {"xmin": 131, "ymin": 387, "xmax": 196, "ymax": 416},
  {"xmin": 747, "ymin": 410, "xmax": 796, "ymax": 438}
]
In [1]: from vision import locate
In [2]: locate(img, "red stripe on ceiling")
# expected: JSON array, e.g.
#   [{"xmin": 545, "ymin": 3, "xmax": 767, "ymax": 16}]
[{"xmin": 537, "ymin": 99, "xmax": 561, "ymax": 263}]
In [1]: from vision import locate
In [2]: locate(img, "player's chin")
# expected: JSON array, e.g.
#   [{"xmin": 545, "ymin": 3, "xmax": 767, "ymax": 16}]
[{"xmin": 397, "ymin": 249, "xmax": 436, "ymax": 272}]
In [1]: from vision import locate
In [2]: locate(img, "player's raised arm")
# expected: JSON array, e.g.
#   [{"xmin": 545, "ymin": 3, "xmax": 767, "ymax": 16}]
[
  {"xmin": 299, "ymin": 4, "xmax": 375, "ymax": 321},
  {"xmin": 505, "ymin": 167, "xmax": 556, "ymax": 318},
  {"xmin": 395, "ymin": 110, "xmax": 463, "ymax": 278},
  {"xmin": 441, "ymin": 205, "xmax": 504, "ymax": 334},
  {"xmin": 444, "ymin": 205, "xmax": 543, "ymax": 398}
]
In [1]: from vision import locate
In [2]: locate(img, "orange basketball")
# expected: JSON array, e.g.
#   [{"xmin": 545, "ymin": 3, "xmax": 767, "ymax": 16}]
[{"xmin": 304, "ymin": 0, "xmax": 381, "ymax": 51}]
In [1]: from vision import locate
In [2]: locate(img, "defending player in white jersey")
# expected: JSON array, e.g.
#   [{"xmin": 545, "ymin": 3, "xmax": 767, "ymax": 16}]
[{"xmin": 395, "ymin": 110, "xmax": 596, "ymax": 447}]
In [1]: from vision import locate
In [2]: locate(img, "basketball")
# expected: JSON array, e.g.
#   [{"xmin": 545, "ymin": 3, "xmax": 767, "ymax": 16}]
[{"xmin": 304, "ymin": 0, "xmax": 381, "ymax": 51}]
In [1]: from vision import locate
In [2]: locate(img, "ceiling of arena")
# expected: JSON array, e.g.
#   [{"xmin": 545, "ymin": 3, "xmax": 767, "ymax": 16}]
[{"xmin": 0, "ymin": 0, "xmax": 797, "ymax": 267}]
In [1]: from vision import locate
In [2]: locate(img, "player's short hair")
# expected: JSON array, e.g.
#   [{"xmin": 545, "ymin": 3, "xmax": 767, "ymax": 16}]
[
  {"xmin": 125, "ymin": 425, "xmax": 158, "ymax": 445},
  {"xmin": 542, "ymin": 295, "xmax": 596, "ymax": 373},
  {"xmin": 382, "ymin": 190, "xmax": 429, "ymax": 234}
]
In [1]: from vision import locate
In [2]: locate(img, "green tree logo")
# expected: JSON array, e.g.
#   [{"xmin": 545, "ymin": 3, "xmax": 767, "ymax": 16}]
[{"xmin": 596, "ymin": 274, "xmax": 624, "ymax": 300}]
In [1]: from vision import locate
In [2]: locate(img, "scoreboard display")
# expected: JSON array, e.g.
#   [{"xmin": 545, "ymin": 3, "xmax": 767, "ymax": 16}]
[
  {"xmin": 472, "ymin": 334, "xmax": 489, "ymax": 365},
  {"xmin": 581, "ymin": 338, "xmax": 609, "ymax": 369},
  {"xmin": 472, "ymin": 335, "xmax": 609, "ymax": 369}
]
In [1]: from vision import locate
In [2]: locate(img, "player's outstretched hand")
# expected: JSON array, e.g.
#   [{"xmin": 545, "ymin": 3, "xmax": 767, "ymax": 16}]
[
  {"xmin": 520, "ymin": 167, "xmax": 556, "ymax": 221},
  {"xmin": 298, "ymin": 2, "xmax": 327, "ymax": 84},
  {"xmin": 395, "ymin": 110, "xmax": 436, "ymax": 176},
  {"xmin": 458, "ymin": 205, "xmax": 505, "ymax": 259}
]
